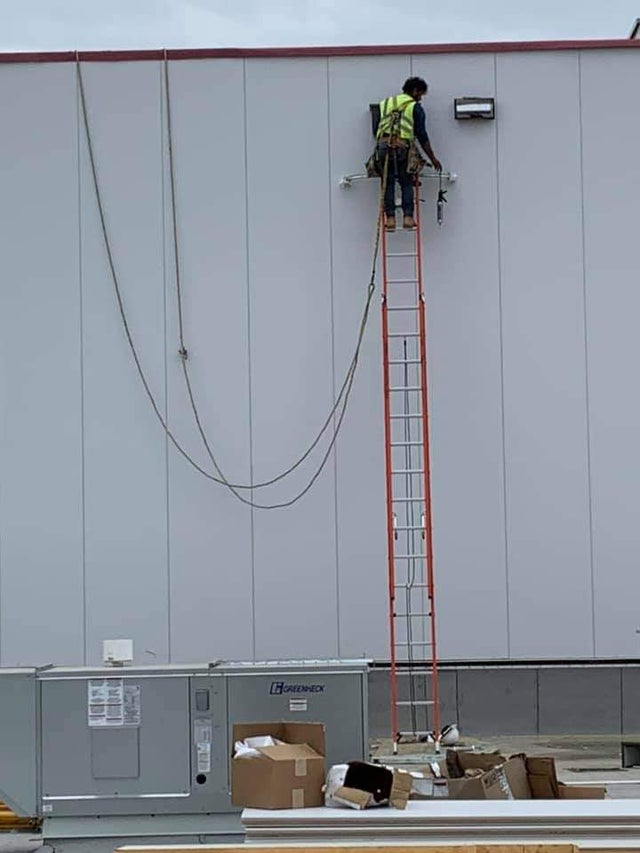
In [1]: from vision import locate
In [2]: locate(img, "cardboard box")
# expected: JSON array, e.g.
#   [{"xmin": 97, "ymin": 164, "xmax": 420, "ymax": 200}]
[
  {"xmin": 231, "ymin": 722, "xmax": 325, "ymax": 809},
  {"xmin": 446, "ymin": 755, "xmax": 529, "ymax": 800}
]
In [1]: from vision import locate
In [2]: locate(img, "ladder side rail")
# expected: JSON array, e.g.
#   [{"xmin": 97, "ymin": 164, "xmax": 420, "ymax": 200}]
[
  {"xmin": 380, "ymin": 222, "xmax": 400, "ymax": 743},
  {"xmin": 414, "ymin": 176, "xmax": 440, "ymax": 736}
]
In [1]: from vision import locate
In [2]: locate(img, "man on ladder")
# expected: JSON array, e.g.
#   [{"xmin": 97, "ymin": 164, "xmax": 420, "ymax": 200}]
[{"xmin": 375, "ymin": 77, "xmax": 442, "ymax": 232}]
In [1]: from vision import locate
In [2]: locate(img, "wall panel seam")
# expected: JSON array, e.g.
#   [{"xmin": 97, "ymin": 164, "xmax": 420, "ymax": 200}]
[
  {"xmin": 493, "ymin": 53, "xmax": 511, "ymax": 657},
  {"xmin": 160, "ymin": 60, "xmax": 172, "ymax": 662},
  {"xmin": 77, "ymin": 65, "xmax": 88, "ymax": 666},
  {"xmin": 326, "ymin": 57, "xmax": 341, "ymax": 657},
  {"xmin": 242, "ymin": 59, "xmax": 257, "ymax": 660},
  {"xmin": 577, "ymin": 50, "xmax": 597, "ymax": 657}
]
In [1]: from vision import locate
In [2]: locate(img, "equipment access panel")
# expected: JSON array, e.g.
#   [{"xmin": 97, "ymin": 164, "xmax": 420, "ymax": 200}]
[{"xmin": 39, "ymin": 665, "xmax": 228, "ymax": 818}]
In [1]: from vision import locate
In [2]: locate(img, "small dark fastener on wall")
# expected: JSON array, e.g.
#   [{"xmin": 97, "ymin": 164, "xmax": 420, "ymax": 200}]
[{"xmin": 454, "ymin": 97, "xmax": 496, "ymax": 120}]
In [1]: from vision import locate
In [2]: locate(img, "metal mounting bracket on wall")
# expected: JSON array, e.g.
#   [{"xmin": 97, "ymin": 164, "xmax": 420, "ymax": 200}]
[{"xmin": 339, "ymin": 169, "xmax": 457, "ymax": 189}]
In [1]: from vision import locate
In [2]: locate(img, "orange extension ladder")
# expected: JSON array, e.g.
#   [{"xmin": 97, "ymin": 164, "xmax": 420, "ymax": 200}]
[{"xmin": 380, "ymin": 178, "xmax": 440, "ymax": 752}]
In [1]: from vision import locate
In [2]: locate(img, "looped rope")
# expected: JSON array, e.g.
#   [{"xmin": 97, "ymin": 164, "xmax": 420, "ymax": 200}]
[{"xmin": 77, "ymin": 53, "xmax": 389, "ymax": 509}]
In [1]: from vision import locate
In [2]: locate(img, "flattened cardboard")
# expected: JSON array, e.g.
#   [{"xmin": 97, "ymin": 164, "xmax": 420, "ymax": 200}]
[
  {"xmin": 231, "ymin": 721, "xmax": 325, "ymax": 809},
  {"xmin": 558, "ymin": 783, "xmax": 606, "ymax": 800}
]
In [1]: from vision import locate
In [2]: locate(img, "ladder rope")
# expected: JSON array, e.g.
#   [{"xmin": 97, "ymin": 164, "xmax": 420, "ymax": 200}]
[{"xmin": 76, "ymin": 54, "xmax": 388, "ymax": 509}]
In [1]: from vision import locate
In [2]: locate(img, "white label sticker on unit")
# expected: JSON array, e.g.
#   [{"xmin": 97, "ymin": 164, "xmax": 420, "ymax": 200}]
[
  {"xmin": 197, "ymin": 742, "xmax": 211, "ymax": 773},
  {"xmin": 42, "ymin": 804, "xmax": 53, "ymax": 814},
  {"xmin": 194, "ymin": 719, "xmax": 212, "ymax": 743},
  {"xmin": 88, "ymin": 680, "xmax": 141, "ymax": 727},
  {"xmin": 289, "ymin": 698, "xmax": 308, "ymax": 712},
  {"xmin": 123, "ymin": 685, "xmax": 141, "ymax": 726},
  {"xmin": 88, "ymin": 679, "xmax": 124, "ymax": 727}
]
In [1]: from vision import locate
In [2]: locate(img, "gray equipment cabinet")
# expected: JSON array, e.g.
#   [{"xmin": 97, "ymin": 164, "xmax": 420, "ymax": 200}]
[{"xmin": 0, "ymin": 659, "xmax": 369, "ymax": 849}]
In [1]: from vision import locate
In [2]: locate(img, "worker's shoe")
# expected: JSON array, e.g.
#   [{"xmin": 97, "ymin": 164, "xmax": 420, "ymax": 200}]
[
  {"xmin": 385, "ymin": 215, "xmax": 396, "ymax": 231},
  {"xmin": 403, "ymin": 215, "xmax": 417, "ymax": 230}
]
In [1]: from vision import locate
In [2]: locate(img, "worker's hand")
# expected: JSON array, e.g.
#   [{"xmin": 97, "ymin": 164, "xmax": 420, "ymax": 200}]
[{"xmin": 431, "ymin": 156, "xmax": 443, "ymax": 172}]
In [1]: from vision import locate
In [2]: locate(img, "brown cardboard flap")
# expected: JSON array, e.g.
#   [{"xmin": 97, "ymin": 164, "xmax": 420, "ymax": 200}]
[
  {"xmin": 529, "ymin": 776, "xmax": 557, "ymax": 799},
  {"xmin": 232, "ymin": 721, "xmax": 325, "ymax": 757},
  {"xmin": 334, "ymin": 786, "xmax": 372, "ymax": 808},
  {"xmin": 258, "ymin": 743, "xmax": 321, "ymax": 761},
  {"xmin": 558, "ymin": 783, "xmax": 607, "ymax": 800},
  {"xmin": 526, "ymin": 756, "xmax": 560, "ymax": 799},
  {"xmin": 457, "ymin": 751, "xmax": 507, "ymax": 772},
  {"xmin": 389, "ymin": 769, "xmax": 413, "ymax": 809},
  {"xmin": 447, "ymin": 776, "xmax": 490, "ymax": 799},
  {"xmin": 504, "ymin": 755, "xmax": 532, "ymax": 799}
]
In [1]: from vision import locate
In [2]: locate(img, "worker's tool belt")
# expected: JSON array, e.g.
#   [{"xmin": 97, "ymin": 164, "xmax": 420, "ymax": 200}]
[
  {"xmin": 377, "ymin": 135, "xmax": 409, "ymax": 148},
  {"xmin": 365, "ymin": 141, "xmax": 425, "ymax": 178}
]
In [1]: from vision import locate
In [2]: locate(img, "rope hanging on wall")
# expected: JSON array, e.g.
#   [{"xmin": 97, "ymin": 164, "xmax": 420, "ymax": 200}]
[{"xmin": 76, "ymin": 53, "xmax": 387, "ymax": 509}]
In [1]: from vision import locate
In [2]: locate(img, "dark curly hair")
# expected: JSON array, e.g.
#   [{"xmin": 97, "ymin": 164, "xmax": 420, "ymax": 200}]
[{"xmin": 402, "ymin": 76, "xmax": 428, "ymax": 95}]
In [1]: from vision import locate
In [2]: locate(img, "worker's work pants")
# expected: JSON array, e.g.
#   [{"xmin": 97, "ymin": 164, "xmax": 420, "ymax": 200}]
[{"xmin": 377, "ymin": 142, "xmax": 415, "ymax": 218}]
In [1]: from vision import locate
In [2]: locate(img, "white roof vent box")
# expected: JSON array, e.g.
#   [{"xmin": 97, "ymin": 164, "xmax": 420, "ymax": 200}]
[{"xmin": 103, "ymin": 639, "xmax": 134, "ymax": 667}]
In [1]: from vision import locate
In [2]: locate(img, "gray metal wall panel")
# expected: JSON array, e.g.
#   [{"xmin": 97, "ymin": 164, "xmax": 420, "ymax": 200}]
[
  {"xmin": 1, "ymin": 49, "xmax": 640, "ymax": 666},
  {"xmin": 328, "ymin": 55, "xmax": 411, "ymax": 660},
  {"xmin": 496, "ymin": 53, "xmax": 593, "ymax": 657},
  {"xmin": 245, "ymin": 59, "xmax": 338, "ymax": 658},
  {"xmin": 368, "ymin": 667, "xmax": 457, "ymax": 739},
  {"xmin": 538, "ymin": 667, "xmax": 621, "ymax": 734},
  {"xmin": 163, "ymin": 60, "xmax": 253, "ymax": 662},
  {"xmin": 79, "ymin": 63, "xmax": 169, "ymax": 664},
  {"xmin": 0, "ymin": 64, "xmax": 84, "ymax": 665},
  {"xmin": 458, "ymin": 668, "xmax": 537, "ymax": 735},
  {"xmin": 622, "ymin": 669, "xmax": 640, "ymax": 734},
  {"xmin": 580, "ymin": 51, "xmax": 640, "ymax": 658},
  {"xmin": 412, "ymin": 53, "xmax": 509, "ymax": 659}
]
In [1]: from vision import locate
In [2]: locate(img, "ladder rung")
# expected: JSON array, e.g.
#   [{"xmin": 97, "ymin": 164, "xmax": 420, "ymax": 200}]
[
  {"xmin": 387, "ymin": 278, "xmax": 418, "ymax": 284},
  {"xmin": 395, "ymin": 583, "xmax": 428, "ymax": 589},
  {"xmin": 390, "ymin": 413, "xmax": 422, "ymax": 420},
  {"xmin": 395, "ymin": 524, "xmax": 425, "ymax": 530},
  {"xmin": 391, "ymin": 441, "xmax": 423, "ymax": 447},
  {"xmin": 388, "ymin": 332, "xmax": 420, "ymax": 338},
  {"xmin": 396, "ymin": 640, "xmax": 433, "ymax": 647},
  {"xmin": 386, "ymin": 252, "xmax": 417, "ymax": 258},
  {"xmin": 395, "ymin": 700, "xmax": 435, "ymax": 706},
  {"xmin": 387, "ymin": 306, "xmax": 420, "ymax": 312},
  {"xmin": 394, "ymin": 612, "xmax": 432, "ymax": 618},
  {"xmin": 389, "ymin": 359, "xmax": 421, "ymax": 365},
  {"xmin": 395, "ymin": 669, "xmax": 434, "ymax": 675},
  {"xmin": 390, "ymin": 385, "xmax": 421, "ymax": 392},
  {"xmin": 393, "ymin": 554, "xmax": 426, "ymax": 559},
  {"xmin": 393, "ymin": 496, "xmax": 425, "ymax": 502},
  {"xmin": 392, "ymin": 469, "xmax": 425, "ymax": 475},
  {"xmin": 397, "ymin": 730, "xmax": 435, "ymax": 737}
]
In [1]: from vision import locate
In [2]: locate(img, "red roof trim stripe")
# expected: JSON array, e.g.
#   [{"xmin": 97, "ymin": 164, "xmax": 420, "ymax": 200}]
[{"xmin": 0, "ymin": 39, "xmax": 638, "ymax": 64}]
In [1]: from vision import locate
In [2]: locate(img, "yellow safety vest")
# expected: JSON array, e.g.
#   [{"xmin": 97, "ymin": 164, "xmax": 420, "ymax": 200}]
[{"xmin": 376, "ymin": 93, "xmax": 416, "ymax": 141}]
